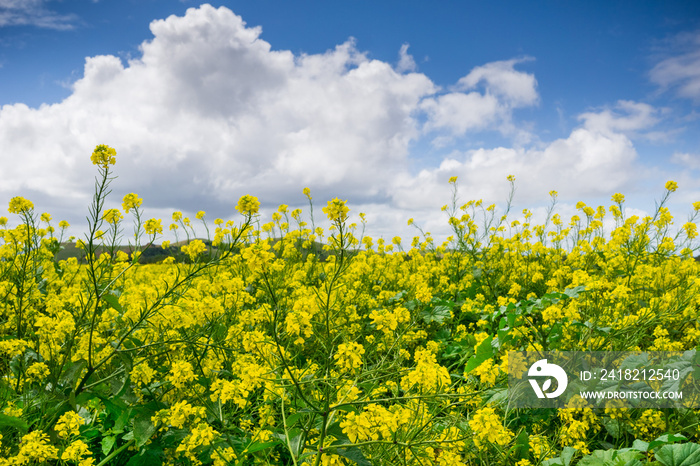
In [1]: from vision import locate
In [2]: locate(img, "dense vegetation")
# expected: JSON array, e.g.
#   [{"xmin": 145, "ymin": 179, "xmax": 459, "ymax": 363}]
[{"xmin": 1, "ymin": 145, "xmax": 700, "ymax": 465}]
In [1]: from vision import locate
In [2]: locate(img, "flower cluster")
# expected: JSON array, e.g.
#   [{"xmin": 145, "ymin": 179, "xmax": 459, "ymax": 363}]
[{"xmin": 90, "ymin": 144, "xmax": 116, "ymax": 167}]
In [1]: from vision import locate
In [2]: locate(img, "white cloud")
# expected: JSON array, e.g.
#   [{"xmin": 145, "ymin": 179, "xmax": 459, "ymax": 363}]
[
  {"xmin": 671, "ymin": 152, "xmax": 700, "ymax": 170},
  {"xmin": 650, "ymin": 31, "xmax": 700, "ymax": 101},
  {"xmin": 420, "ymin": 58, "xmax": 539, "ymax": 139},
  {"xmin": 396, "ymin": 43, "xmax": 416, "ymax": 73},
  {"xmin": 0, "ymin": 0, "xmax": 77, "ymax": 29},
  {"xmin": 579, "ymin": 100, "xmax": 660, "ymax": 135},
  {"xmin": 0, "ymin": 5, "xmax": 436, "ymax": 229},
  {"xmin": 420, "ymin": 92, "xmax": 500, "ymax": 135},
  {"xmin": 455, "ymin": 57, "xmax": 539, "ymax": 107},
  {"xmin": 390, "ymin": 105, "xmax": 641, "ymax": 211},
  {"xmin": 0, "ymin": 5, "xmax": 674, "ymax": 244}
]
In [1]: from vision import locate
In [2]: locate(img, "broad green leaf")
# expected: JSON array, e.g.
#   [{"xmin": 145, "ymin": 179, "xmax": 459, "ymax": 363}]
[
  {"xmin": 654, "ymin": 443, "xmax": 700, "ymax": 466},
  {"xmin": 648, "ymin": 434, "xmax": 688, "ymax": 452},
  {"xmin": 464, "ymin": 336, "xmax": 495, "ymax": 374},
  {"xmin": 420, "ymin": 305, "xmax": 452, "ymax": 324},
  {"xmin": 578, "ymin": 448, "xmax": 643, "ymax": 466},
  {"xmin": 632, "ymin": 439, "xmax": 650, "ymax": 452},
  {"xmin": 102, "ymin": 435, "xmax": 116, "ymax": 456},
  {"xmin": 561, "ymin": 447, "xmax": 577, "ymax": 466},
  {"xmin": 564, "ymin": 285, "xmax": 586, "ymax": 298},
  {"xmin": 513, "ymin": 430, "xmax": 529, "ymax": 460},
  {"xmin": 133, "ymin": 412, "xmax": 158, "ymax": 448}
]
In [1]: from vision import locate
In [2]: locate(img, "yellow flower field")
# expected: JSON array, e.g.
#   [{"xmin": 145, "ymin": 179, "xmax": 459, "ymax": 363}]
[{"xmin": 1, "ymin": 145, "xmax": 700, "ymax": 465}]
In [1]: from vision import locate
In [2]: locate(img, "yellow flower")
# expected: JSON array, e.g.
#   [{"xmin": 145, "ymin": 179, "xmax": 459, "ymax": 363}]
[
  {"xmin": 611, "ymin": 193, "xmax": 625, "ymax": 204},
  {"xmin": 55, "ymin": 411, "xmax": 84, "ymax": 439},
  {"xmin": 449, "ymin": 176, "xmax": 458, "ymax": 183},
  {"xmin": 132, "ymin": 363, "xmax": 156, "ymax": 386},
  {"xmin": 61, "ymin": 439, "xmax": 92, "ymax": 462},
  {"xmin": 16, "ymin": 431, "xmax": 58, "ymax": 462},
  {"xmin": 195, "ymin": 210, "xmax": 206, "ymax": 219},
  {"xmin": 102, "ymin": 208, "xmax": 123, "ymax": 224},
  {"xmin": 472, "ymin": 358, "xmax": 498, "ymax": 386},
  {"xmin": 323, "ymin": 198, "xmax": 349, "ymax": 222},
  {"xmin": 169, "ymin": 361, "xmax": 196, "ymax": 389},
  {"xmin": 26, "ymin": 362, "xmax": 50, "ymax": 382},
  {"xmin": 122, "ymin": 193, "xmax": 143, "ymax": 213},
  {"xmin": 334, "ymin": 342, "xmax": 365, "ymax": 372},
  {"xmin": 303, "ymin": 187, "xmax": 312, "ymax": 199},
  {"xmin": 144, "ymin": 218, "xmax": 162, "ymax": 235},
  {"xmin": 469, "ymin": 406, "xmax": 513, "ymax": 449},
  {"xmin": 665, "ymin": 180, "xmax": 678, "ymax": 192},
  {"xmin": 8, "ymin": 196, "xmax": 34, "ymax": 214},
  {"xmin": 90, "ymin": 144, "xmax": 116, "ymax": 167},
  {"xmin": 181, "ymin": 239, "xmax": 207, "ymax": 261},
  {"xmin": 236, "ymin": 195, "xmax": 260, "ymax": 216}
]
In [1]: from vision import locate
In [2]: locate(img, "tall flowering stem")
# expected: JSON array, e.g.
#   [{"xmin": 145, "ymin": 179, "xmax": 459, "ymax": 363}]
[{"xmin": 80, "ymin": 145, "xmax": 119, "ymax": 391}]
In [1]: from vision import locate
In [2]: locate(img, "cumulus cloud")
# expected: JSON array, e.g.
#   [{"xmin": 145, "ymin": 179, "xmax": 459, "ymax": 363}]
[
  {"xmin": 455, "ymin": 57, "xmax": 539, "ymax": 107},
  {"xmin": 0, "ymin": 0, "xmax": 77, "ymax": 29},
  {"xmin": 578, "ymin": 100, "xmax": 660, "ymax": 135},
  {"xmin": 390, "ymin": 104, "xmax": 643, "ymax": 211},
  {"xmin": 420, "ymin": 58, "xmax": 538, "ymax": 138},
  {"xmin": 0, "ymin": 4, "xmax": 662, "ymax": 243},
  {"xmin": 1, "ymin": 6, "xmax": 436, "ymax": 211}
]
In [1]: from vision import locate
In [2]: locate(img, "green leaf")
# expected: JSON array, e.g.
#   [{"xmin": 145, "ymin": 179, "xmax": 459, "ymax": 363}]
[
  {"xmin": 125, "ymin": 448, "xmax": 163, "ymax": 466},
  {"xmin": 632, "ymin": 440, "xmax": 650, "ymax": 452},
  {"xmin": 564, "ymin": 285, "xmax": 586, "ymax": 298},
  {"xmin": 692, "ymin": 348, "xmax": 700, "ymax": 380},
  {"xmin": 578, "ymin": 449, "xmax": 643, "ymax": 466},
  {"xmin": 648, "ymin": 434, "xmax": 688, "ymax": 452},
  {"xmin": 654, "ymin": 443, "xmax": 700, "ymax": 466},
  {"xmin": 332, "ymin": 445, "xmax": 372, "ymax": 466},
  {"xmin": 0, "ymin": 413, "xmax": 28, "ymax": 433},
  {"xmin": 102, "ymin": 435, "xmax": 117, "ymax": 456},
  {"xmin": 464, "ymin": 336, "xmax": 495, "ymax": 374},
  {"xmin": 103, "ymin": 293, "xmax": 122, "ymax": 312},
  {"xmin": 245, "ymin": 440, "xmax": 280, "ymax": 453},
  {"xmin": 514, "ymin": 430, "xmax": 529, "ymax": 460},
  {"xmin": 133, "ymin": 411, "xmax": 158, "ymax": 448},
  {"xmin": 561, "ymin": 447, "xmax": 577, "ymax": 466},
  {"xmin": 273, "ymin": 429, "xmax": 304, "ymax": 458},
  {"xmin": 420, "ymin": 305, "xmax": 452, "ymax": 324},
  {"xmin": 603, "ymin": 417, "xmax": 622, "ymax": 438},
  {"xmin": 61, "ymin": 359, "xmax": 87, "ymax": 388}
]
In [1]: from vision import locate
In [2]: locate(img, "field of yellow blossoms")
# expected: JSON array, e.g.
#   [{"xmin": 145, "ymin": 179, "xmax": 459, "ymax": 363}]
[{"xmin": 1, "ymin": 145, "xmax": 700, "ymax": 465}]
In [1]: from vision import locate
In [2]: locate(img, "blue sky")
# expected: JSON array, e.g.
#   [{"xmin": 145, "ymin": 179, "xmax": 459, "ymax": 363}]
[{"xmin": 1, "ymin": 1, "xmax": 700, "ymax": 243}]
